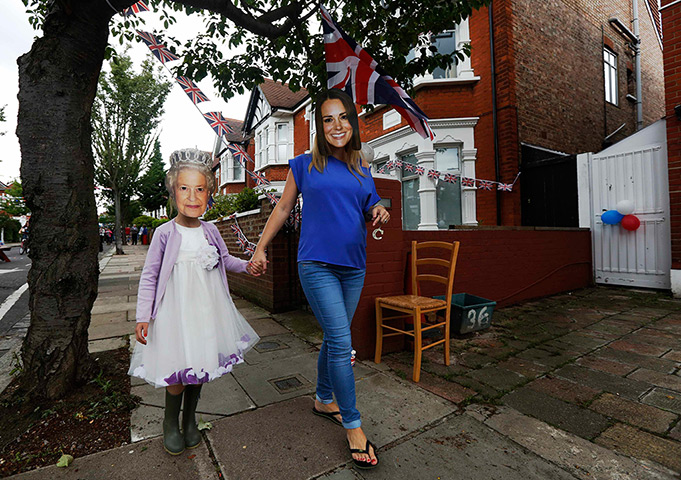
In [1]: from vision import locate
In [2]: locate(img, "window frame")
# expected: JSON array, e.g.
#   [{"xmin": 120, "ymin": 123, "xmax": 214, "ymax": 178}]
[{"xmin": 604, "ymin": 47, "xmax": 618, "ymax": 106}]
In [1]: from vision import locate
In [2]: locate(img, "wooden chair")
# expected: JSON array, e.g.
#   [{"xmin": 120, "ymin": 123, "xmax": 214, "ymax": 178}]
[{"xmin": 374, "ymin": 240, "xmax": 460, "ymax": 382}]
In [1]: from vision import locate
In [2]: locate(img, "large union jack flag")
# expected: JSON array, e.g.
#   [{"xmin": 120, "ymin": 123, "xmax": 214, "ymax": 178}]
[
  {"xmin": 226, "ymin": 143, "xmax": 254, "ymax": 167},
  {"xmin": 461, "ymin": 177, "xmax": 476, "ymax": 187},
  {"xmin": 176, "ymin": 77, "xmax": 209, "ymax": 105},
  {"xmin": 202, "ymin": 112, "xmax": 233, "ymax": 137},
  {"xmin": 136, "ymin": 31, "xmax": 179, "ymax": 64},
  {"xmin": 427, "ymin": 169, "xmax": 441, "ymax": 181},
  {"xmin": 247, "ymin": 169, "xmax": 270, "ymax": 186},
  {"xmin": 320, "ymin": 5, "xmax": 434, "ymax": 140},
  {"xmin": 123, "ymin": 1, "xmax": 149, "ymax": 16}
]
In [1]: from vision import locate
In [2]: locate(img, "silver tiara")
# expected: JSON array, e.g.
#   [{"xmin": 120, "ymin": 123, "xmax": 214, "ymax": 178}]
[{"xmin": 169, "ymin": 148, "xmax": 213, "ymax": 167}]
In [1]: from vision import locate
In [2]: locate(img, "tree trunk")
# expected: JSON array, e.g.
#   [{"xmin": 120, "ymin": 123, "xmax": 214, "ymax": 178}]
[
  {"xmin": 16, "ymin": 2, "xmax": 115, "ymax": 399},
  {"xmin": 114, "ymin": 189, "xmax": 125, "ymax": 255}
]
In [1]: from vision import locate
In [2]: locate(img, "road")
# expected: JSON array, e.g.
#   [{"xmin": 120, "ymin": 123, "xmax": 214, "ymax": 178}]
[{"xmin": 0, "ymin": 245, "xmax": 30, "ymax": 358}]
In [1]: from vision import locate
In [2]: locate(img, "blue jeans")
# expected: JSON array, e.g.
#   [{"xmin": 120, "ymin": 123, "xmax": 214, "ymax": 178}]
[{"xmin": 298, "ymin": 261, "xmax": 366, "ymax": 429}]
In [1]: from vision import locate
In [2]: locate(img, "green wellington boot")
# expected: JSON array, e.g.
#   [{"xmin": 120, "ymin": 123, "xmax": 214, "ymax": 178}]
[
  {"xmin": 182, "ymin": 385, "xmax": 203, "ymax": 449},
  {"xmin": 163, "ymin": 390, "xmax": 185, "ymax": 455}
]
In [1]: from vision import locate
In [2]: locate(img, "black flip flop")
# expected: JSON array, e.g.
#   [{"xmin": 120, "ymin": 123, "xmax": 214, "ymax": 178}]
[
  {"xmin": 349, "ymin": 439, "xmax": 379, "ymax": 470},
  {"xmin": 312, "ymin": 407, "xmax": 343, "ymax": 426}
]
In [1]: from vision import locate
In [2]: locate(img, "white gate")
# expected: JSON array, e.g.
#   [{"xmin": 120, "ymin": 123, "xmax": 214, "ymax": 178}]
[{"xmin": 577, "ymin": 120, "xmax": 670, "ymax": 289}]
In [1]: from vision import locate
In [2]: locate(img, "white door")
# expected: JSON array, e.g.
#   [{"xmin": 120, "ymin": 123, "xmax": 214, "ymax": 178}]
[{"xmin": 581, "ymin": 136, "xmax": 670, "ymax": 289}]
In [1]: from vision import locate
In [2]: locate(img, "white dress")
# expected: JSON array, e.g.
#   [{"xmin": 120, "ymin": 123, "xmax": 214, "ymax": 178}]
[{"xmin": 128, "ymin": 223, "xmax": 260, "ymax": 388}]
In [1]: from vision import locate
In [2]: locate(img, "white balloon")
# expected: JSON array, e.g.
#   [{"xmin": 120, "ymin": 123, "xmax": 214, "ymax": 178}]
[
  {"xmin": 616, "ymin": 200, "xmax": 634, "ymax": 215},
  {"xmin": 360, "ymin": 142, "xmax": 375, "ymax": 163}
]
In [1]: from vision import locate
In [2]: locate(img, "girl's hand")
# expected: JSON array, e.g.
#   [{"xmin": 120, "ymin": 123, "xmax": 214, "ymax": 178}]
[
  {"xmin": 371, "ymin": 205, "xmax": 390, "ymax": 227},
  {"xmin": 249, "ymin": 249, "xmax": 269, "ymax": 275},
  {"xmin": 135, "ymin": 322, "xmax": 149, "ymax": 345}
]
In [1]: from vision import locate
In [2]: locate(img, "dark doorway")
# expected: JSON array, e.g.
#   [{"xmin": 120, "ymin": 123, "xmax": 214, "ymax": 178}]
[{"xmin": 520, "ymin": 144, "xmax": 578, "ymax": 227}]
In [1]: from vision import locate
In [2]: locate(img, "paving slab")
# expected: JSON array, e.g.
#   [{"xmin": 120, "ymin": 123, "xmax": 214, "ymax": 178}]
[
  {"xmin": 272, "ymin": 309, "xmax": 324, "ymax": 345},
  {"xmin": 345, "ymin": 414, "xmax": 578, "ymax": 480},
  {"xmin": 590, "ymin": 393, "xmax": 677, "ymax": 433},
  {"xmin": 247, "ymin": 316, "xmax": 290, "ymax": 337},
  {"xmin": 91, "ymin": 301, "xmax": 137, "ymax": 315},
  {"xmin": 11, "ymin": 435, "xmax": 216, "ymax": 480},
  {"xmin": 473, "ymin": 405, "xmax": 678, "ymax": 480},
  {"xmin": 353, "ymin": 372, "xmax": 455, "ymax": 448},
  {"xmin": 88, "ymin": 336, "xmax": 129, "ymax": 354},
  {"xmin": 575, "ymin": 355, "xmax": 637, "ymax": 376},
  {"xmin": 628, "ymin": 368, "xmax": 681, "ymax": 392},
  {"xmin": 208, "ymin": 396, "xmax": 348, "ymax": 480},
  {"xmin": 502, "ymin": 387, "xmax": 610, "ymax": 439},
  {"xmin": 90, "ymin": 311, "xmax": 128, "ymax": 325},
  {"xmin": 596, "ymin": 347, "xmax": 680, "ymax": 373},
  {"xmin": 465, "ymin": 366, "xmax": 527, "ymax": 390},
  {"xmin": 89, "ymin": 322, "xmax": 135, "ymax": 341},
  {"xmin": 641, "ymin": 387, "xmax": 681, "ymax": 414},
  {"xmin": 131, "ymin": 373, "xmax": 255, "ymax": 416},
  {"xmin": 130, "ymin": 403, "xmax": 224, "ymax": 442},
  {"xmin": 555, "ymin": 364, "xmax": 653, "ymax": 401},
  {"xmin": 497, "ymin": 357, "xmax": 551, "ymax": 378},
  {"xmin": 243, "ymin": 333, "xmax": 317, "ymax": 366},
  {"xmin": 596, "ymin": 423, "xmax": 681, "ymax": 473},
  {"xmin": 526, "ymin": 376, "xmax": 601, "ymax": 404},
  {"xmin": 609, "ymin": 340, "xmax": 671, "ymax": 357}
]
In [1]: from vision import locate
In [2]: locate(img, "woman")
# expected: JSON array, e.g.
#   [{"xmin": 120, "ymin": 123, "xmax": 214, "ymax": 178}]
[{"xmin": 250, "ymin": 89, "xmax": 389, "ymax": 469}]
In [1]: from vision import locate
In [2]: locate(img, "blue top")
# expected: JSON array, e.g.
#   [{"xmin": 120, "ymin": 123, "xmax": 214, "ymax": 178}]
[{"xmin": 289, "ymin": 153, "xmax": 381, "ymax": 269}]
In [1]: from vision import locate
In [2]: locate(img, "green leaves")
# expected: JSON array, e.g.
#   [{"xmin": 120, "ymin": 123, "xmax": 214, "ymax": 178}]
[{"xmin": 56, "ymin": 454, "xmax": 74, "ymax": 468}]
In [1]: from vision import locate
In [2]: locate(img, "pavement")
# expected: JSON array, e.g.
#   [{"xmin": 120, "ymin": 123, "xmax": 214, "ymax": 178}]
[{"xmin": 4, "ymin": 244, "xmax": 681, "ymax": 479}]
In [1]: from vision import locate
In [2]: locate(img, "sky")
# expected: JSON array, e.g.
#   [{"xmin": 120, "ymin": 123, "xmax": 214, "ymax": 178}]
[{"xmin": 0, "ymin": 2, "xmax": 252, "ymax": 185}]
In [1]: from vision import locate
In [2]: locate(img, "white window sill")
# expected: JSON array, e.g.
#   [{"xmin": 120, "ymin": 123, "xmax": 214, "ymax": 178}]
[
  {"xmin": 414, "ymin": 76, "xmax": 480, "ymax": 90},
  {"xmin": 220, "ymin": 179, "xmax": 246, "ymax": 187}
]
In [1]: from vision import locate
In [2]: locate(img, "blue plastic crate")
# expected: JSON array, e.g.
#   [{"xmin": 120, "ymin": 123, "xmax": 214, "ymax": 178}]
[{"xmin": 434, "ymin": 293, "xmax": 496, "ymax": 335}]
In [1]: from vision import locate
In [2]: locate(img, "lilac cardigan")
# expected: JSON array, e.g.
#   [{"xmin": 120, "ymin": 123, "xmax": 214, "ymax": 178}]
[{"xmin": 136, "ymin": 219, "xmax": 249, "ymax": 323}]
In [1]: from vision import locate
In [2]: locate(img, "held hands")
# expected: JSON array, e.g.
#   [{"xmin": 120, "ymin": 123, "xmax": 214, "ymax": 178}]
[
  {"xmin": 370, "ymin": 205, "xmax": 390, "ymax": 227},
  {"xmin": 135, "ymin": 322, "xmax": 149, "ymax": 345},
  {"xmin": 248, "ymin": 249, "xmax": 268, "ymax": 276}
]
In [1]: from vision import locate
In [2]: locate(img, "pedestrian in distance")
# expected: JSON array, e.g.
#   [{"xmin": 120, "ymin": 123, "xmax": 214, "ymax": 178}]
[
  {"xmin": 141, "ymin": 225, "xmax": 149, "ymax": 245},
  {"xmin": 250, "ymin": 88, "xmax": 389, "ymax": 470},
  {"xmin": 129, "ymin": 148, "xmax": 262, "ymax": 455},
  {"xmin": 131, "ymin": 224, "xmax": 139, "ymax": 245}
]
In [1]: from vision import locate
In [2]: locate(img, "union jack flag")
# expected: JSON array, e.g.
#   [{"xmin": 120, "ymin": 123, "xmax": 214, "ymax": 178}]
[
  {"xmin": 497, "ymin": 183, "xmax": 513, "ymax": 192},
  {"xmin": 321, "ymin": 5, "xmax": 434, "ymax": 140},
  {"xmin": 404, "ymin": 163, "xmax": 415, "ymax": 173},
  {"xmin": 226, "ymin": 143, "xmax": 254, "ymax": 167},
  {"xmin": 415, "ymin": 166, "xmax": 425, "ymax": 175},
  {"xmin": 427, "ymin": 169, "xmax": 441, "ymax": 181},
  {"xmin": 265, "ymin": 191, "xmax": 279, "ymax": 205},
  {"xmin": 123, "ymin": 1, "xmax": 149, "ymax": 17},
  {"xmin": 202, "ymin": 112, "xmax": 233, "ymax": 137},
  {"xmin": 443, "ymin": 173, "xmax": 458, "ymax": 183},
  {"xmin": 461, "ymin": 177, "xmax": 476, "ymax": 187},
  {"xmin": 386, "ymin": 160, "xmax": 395, "ymax": 170},
  {"xmin": 227, "ymin": 212, "xmax": 237, "ymax": 220},
  {"xmin": 136, "ymin": 30, "xmax": 179, "ymax": 64},
  {"xmin": 247, "ymin": 169, "xmax": 270, "ymax": 186},
  {"xmin": 207, "ymin": 196, "xmax": 215, "ymax": 209},
  {"xmin": 478, "ymin": 180, "xmax": 494, "ymax": 191},
  {"xmin": 393, "ymin": 160, "xmax": 403, "ymax": 169},
  {"xmin": 176, "ymin": 77, "xmax": 209, "ymax": 105},
  {"xmin": 244, "ymin": 243, "xmax": 256, "ymax": 256},
  {"xmin": 377, "ymin": 166, "xmax": 386, "ymax": 174}
]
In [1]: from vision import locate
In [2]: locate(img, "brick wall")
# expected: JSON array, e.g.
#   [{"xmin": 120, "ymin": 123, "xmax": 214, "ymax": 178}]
[
  {"xmin": 663, "ymin": 0, "xmax": 681, "ymax": 268},
  {"xmin": 294, "ymin": 108, "xmax": 310, "ymax": 156}
]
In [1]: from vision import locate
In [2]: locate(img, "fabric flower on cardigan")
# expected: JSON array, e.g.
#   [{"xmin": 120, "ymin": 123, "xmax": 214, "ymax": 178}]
[{"xmin": 197, "ymin": 245, "xmax": 220, "ymax": 270}]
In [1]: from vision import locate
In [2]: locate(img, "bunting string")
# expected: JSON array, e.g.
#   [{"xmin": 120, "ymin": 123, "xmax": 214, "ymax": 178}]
[{"xmin": 378, "ymin": 160, "xmax": 520, "ymax": 192}]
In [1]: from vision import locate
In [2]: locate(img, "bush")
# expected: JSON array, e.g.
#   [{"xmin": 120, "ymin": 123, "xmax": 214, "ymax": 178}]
[
  {"xmin": 202, "ymin": 188, "xmax": 263, "ymax": 221},
  {"xmin": 132, "ymin": 215, "xmax": 155, "ymax": 227},
  {"xmin": 0, "ymin": 214, "xmax": 21, "ymax": 243},
  {"xmin": 151, "ymin": 218, "xmax": 169, "ymax": 229}
]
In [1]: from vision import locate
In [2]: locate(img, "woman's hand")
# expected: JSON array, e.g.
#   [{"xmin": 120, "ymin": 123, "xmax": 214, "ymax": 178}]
[
  {"xmin": 135, "ymin": 322, "xmax": 149, "ymax": 345},
  {"xmin": 370, "ymin": 205, "xmax": 390, "ymax": 227},
  {"xmin": 249, "ymin": 249, "xmax": 268, "ymax": 275}
]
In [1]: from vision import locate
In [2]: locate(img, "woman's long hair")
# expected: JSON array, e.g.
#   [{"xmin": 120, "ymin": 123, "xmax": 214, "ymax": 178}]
[{"xmin": 310, "ymin": 89, "xmax": 366, "ymax": 179}]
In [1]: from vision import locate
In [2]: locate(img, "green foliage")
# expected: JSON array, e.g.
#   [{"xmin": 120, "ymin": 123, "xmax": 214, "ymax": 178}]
[
  {"xmin": 0, "ymin": 104, "xmax": 5, "ymax": 136},
  {"xmin": 106, "ymin": 199, "xmax": 143, "ymax": 226},
  {"xmin": 0, "ymin": 180, "xmax": 29, "ymax": 216},
  {"xmin": 137, "ymin": 140, "xmax": 167, "ymax": 214},
  {"xmin": 0, "ymin": 213, "xmax": 22, "ymax": 243},
  {"xmin": 132, "ymin": 215, "xmax": 155, "ymax": 227},
  {"xmin": 151, "ymin": 218, "xmax": 169, "ymax": 229},
  {"xmin": 202, "ymin": 188, "xmax": 261, "ymax": 221},
  {"xmin": 98, "ymin": 213, "xmax": 115, "ymax": 225},
  {"xmin": 21, "ymin": 1, "xmax": 488, "ymax": 102},
  {"xmin": 86, "ymin": 370, "xmax": 139, "ymax": 419}
]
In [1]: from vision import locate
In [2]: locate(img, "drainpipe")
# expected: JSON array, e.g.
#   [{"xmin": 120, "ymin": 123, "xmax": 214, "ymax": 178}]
[
  {"xmin": 489, "ymin": 2, "xmax": 501, "ymax": 225},
  {"xmin": 632, "ymin": 0, "xmax": 642, "ymax": 130}
]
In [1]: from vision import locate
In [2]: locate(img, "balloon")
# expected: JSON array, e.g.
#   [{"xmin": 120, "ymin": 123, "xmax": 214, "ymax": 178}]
[
  {"xmin": 360, "ymin": 142, "xmax": 375, "ymax": 163},
  {"xmin": 621, "ymin": 215, "xmax": 641, "ymax": 231},
  {"xmin": 601, "ymin": 210, "xmax": 624, "ymax": 225},
  {"xmin": 616, "ymin": 200, "xmax": 635, "ymax": 216}
]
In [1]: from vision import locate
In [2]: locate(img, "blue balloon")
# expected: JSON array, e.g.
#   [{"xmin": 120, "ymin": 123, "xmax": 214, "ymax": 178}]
[{"xmin": 602, "ymin": 210, "xmax": 624, "ymax": 225}]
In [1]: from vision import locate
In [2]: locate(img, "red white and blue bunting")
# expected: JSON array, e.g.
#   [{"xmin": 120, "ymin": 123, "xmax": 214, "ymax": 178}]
[{"xmin": 379, "ymin": 160, "xmax": 520, "ymax": 192}]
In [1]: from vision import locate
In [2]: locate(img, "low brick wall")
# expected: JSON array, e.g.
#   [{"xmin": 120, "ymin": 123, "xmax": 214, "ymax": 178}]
[{"xmin": 215, "ymin": 177, "xmax": 593, "ymax": 359}]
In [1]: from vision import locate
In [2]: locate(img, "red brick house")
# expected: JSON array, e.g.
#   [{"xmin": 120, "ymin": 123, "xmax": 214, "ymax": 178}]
[{"xmin": 662, "ymin": 0, "xmax": 681, "ymax": 294}]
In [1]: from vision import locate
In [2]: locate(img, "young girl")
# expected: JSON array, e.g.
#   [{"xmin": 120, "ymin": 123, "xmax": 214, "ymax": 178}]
[{"xmin": 129, "ymin": 148, "xmax": 260, "ymax": 455}]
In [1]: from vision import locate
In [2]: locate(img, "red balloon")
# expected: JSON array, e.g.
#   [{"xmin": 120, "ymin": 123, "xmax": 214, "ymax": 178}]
[{"xmin": 621, "ymin": 215, "xmax": 641, "ymax": 231}]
